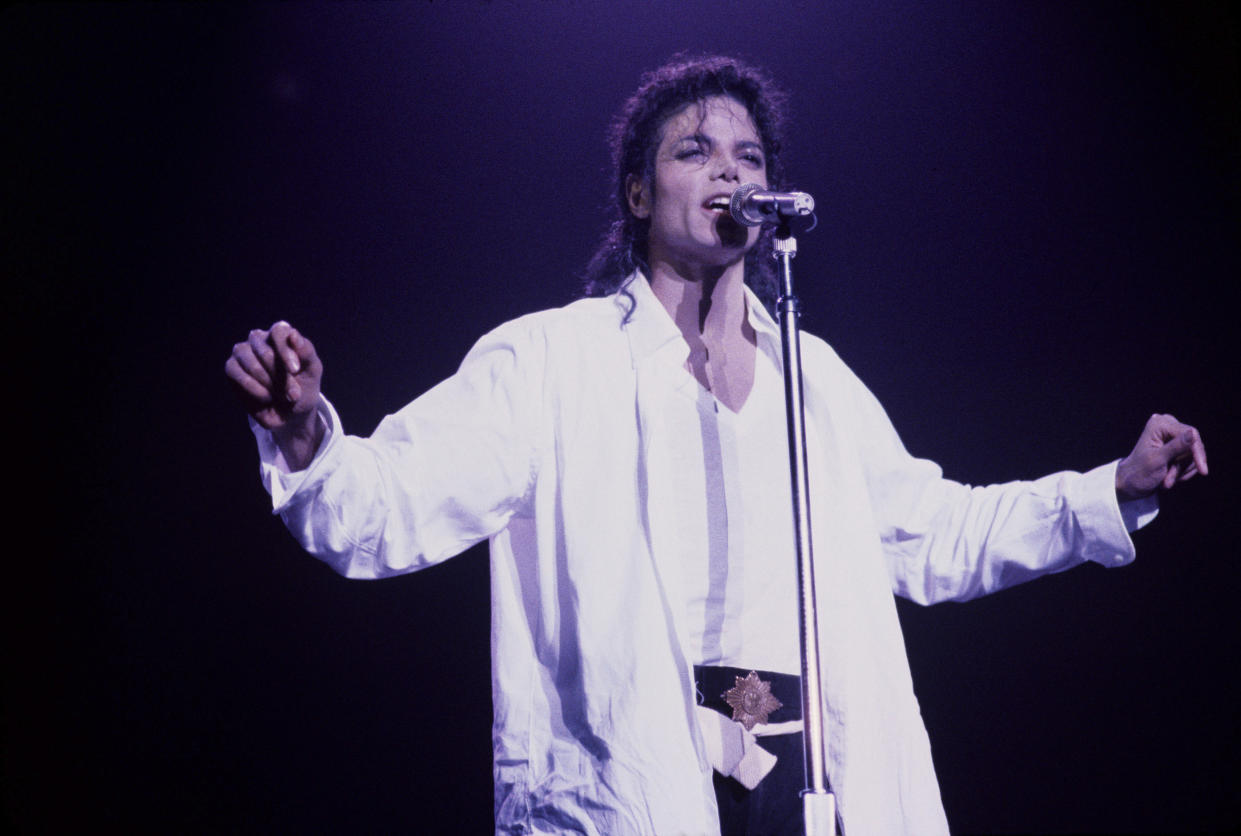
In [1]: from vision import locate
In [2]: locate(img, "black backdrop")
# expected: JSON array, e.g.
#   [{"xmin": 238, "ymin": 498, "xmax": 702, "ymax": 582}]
[{"xmin": 6, "ymin": 2, "xmax": 1238, "ymax": 832}]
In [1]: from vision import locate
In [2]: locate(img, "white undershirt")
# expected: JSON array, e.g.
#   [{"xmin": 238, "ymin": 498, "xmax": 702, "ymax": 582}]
[{"xmin": 663, "ymin": 345, "xmax": 801, "ymax": 675}]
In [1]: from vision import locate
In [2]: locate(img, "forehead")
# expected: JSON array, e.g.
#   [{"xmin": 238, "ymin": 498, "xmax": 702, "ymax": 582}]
[{"xmin": 656, "ymin": 96, "xmax": 761, "ymax": 148}]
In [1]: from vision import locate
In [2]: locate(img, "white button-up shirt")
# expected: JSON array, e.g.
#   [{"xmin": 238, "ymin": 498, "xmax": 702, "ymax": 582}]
[{"xmin": 255, "ymin": 273, "xmax": 1152, "ymax": 835}]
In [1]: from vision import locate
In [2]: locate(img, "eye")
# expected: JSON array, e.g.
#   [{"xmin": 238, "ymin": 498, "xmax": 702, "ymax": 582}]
[
  {"xmin": 676, "ymin": 146, "xmax": 708, "ymax": 161},
  {"xmin": 742, "ymin": 151, "xmax": 765, "ymax": 167}
]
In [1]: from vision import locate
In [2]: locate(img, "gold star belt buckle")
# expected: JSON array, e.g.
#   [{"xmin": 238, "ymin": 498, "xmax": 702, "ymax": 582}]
[{"xmin": 722, "ymin": 670, "xmax": 783, "ymax": 731}]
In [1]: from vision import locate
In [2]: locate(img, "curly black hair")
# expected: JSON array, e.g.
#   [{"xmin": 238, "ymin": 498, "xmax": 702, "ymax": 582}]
[{"xmin": 581, "ymin": 54, "xmax": 790, "ymax": 315}]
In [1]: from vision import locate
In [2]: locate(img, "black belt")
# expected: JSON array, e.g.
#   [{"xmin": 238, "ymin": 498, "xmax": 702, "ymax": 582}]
[{"xmin": 694, "ymin": 664, "xmax": 802, "ymax": 729}]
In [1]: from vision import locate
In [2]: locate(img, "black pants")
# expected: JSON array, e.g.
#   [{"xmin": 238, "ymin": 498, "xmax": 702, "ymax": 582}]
[{"xmin": 712, "ymin": 730, "xmax": 807, "ymax": 836}]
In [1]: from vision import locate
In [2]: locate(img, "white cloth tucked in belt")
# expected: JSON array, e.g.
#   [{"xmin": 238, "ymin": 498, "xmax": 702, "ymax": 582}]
[{"xmin": 695, "ymin": 704, "xmax": 804, "ymax": 789}]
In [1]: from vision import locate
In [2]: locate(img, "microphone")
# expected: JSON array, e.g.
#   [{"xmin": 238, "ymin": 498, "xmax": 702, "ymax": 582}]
[{"xmin": 729, "ymin": 183, "xmax": 815, "ymax": 227}]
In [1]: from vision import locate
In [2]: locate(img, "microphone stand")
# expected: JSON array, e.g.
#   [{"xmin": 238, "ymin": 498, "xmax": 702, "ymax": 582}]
[{"xmin": 772, "ymin": 218, "xmax": 836, "ymax": 836}]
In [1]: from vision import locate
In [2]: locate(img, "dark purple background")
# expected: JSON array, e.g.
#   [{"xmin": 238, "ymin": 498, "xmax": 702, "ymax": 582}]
[{"xmin": 7, "ymin": 1, "xmax": 1237, "ymax": 832}]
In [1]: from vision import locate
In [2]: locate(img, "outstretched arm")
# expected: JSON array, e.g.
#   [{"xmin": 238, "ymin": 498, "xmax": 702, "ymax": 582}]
[
  {"xmin": 227, "ymin": 315, "xmax": 548, "ymax": 579},
  {"xmin": 832, "ymin": 343, "xmax": 1208, "ymax": 603}
]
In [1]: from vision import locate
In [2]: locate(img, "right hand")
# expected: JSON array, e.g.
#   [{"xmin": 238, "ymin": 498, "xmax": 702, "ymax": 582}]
[
  {"xmin": 1115, "ymin": 413, "xmax": 1208, "ymax": 500},
  {"xmin": 226, "ymin": 321, "xmax": 324, "ymax": 463}
]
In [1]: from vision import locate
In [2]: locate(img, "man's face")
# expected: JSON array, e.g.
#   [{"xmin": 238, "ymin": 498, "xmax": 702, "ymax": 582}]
[{"xmin": 629, "ymin": 96, "xmax": 769, "ymax": 270}]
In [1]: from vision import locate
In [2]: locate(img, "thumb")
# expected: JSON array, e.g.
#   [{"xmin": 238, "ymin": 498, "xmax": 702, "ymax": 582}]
[
  {"xmin": 288, "ymin": 328, "xmax": 320, "ymax": 372},
  {"xmin": 1158, "ymin": 431, "xmax": 1195, "ymax": 490},
  {"xmin": 1162, "ymin": 430, "xmax": 1196, "ymax": 462}
]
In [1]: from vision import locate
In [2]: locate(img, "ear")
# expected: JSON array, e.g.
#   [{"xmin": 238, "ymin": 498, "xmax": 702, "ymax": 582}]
[{"xmin": 626, "ymin": 173, "xmax": 651, "ymax": 219}]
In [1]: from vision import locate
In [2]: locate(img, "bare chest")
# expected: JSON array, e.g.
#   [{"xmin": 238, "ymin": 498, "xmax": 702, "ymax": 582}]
[{"xmin": 684, "ymin": 334, "xmax": 757, "ymax": 413}]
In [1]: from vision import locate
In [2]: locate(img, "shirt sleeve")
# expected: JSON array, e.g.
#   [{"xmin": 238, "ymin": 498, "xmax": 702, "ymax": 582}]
[
  {"xmin": 249, "ymin": 317, "xmax": 548, "ymax": 579},
  {"xmin": 250, "ymin": 398, "xmax": 338, "ymax": 507},
  {"xmin": 1119, "ymin": 493, "xmax": 1159, "ymax": 533},
  {"xmin": 848, "ymin": 376, "xmax": 1150, "ymax": 605}
]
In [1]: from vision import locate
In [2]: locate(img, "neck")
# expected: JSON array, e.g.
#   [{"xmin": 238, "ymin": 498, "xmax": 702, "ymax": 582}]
[{"xmin": 647, "ymin": 255, "xmax": 749, "ymax": 342}]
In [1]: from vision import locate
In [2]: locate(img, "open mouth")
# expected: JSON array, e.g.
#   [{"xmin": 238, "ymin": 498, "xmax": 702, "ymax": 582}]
[{"xmin": 705, "ymin": 195, "xmax": 731, "ymax": 213}]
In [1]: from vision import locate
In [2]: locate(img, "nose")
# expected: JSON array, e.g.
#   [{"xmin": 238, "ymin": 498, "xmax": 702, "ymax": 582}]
[{"xmin": 712, "ymin": 152, "xmax": 741, "ymax": 182}]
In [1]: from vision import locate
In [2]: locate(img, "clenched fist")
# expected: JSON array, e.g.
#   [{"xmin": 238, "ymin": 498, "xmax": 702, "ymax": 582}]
[{"xmin": 226, "ymin": 321, "xmax": 325, "ymax": 470}]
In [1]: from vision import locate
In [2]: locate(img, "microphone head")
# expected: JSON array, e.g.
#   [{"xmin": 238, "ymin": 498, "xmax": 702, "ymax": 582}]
[{"xmin": 729, "ymin": 183, "xmax": 764, "ymax": 227}]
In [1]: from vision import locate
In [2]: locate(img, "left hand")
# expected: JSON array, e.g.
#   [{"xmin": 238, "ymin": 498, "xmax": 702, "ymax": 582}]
[{"xmin": 1115, "ymin": 413, "xmax": 1209, "ymax": 500}]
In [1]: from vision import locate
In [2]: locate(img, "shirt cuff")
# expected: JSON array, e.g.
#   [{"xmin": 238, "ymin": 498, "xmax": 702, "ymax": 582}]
[
  {"xmin": 1070, "ymin": 460, "xmax": 1139, "ymax": 568},
  {"xmin": 249, "ymin": 395, "xmax": 341, "ymax": 511},
  {"xmin": 1119, "ymin": 493, "xmax": 1159, "ymax": 533}
]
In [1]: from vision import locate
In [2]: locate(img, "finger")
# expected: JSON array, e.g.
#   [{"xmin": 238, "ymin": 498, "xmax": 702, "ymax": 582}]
[
  {"xmin": 1147, "ymin": 413, "xmax": 1184, "ymax": 444},
  {"xmin": 225, "ymin": 354, "xmax": 276, "ymax": 404},
  {"xmin": 288, "ymin": 329, "xmax": 319, "ymax": 371},
  {"xmin": 251, "ymin": 405, "xmax": 288, "ymax": 431},
  {"xmin": 1159, "ymin": 429, "xmax": 1196, "ymax": 464},
  {"xmin": 264, "ymin": 322, "xmax": 307, "ymax": 404},
  {"xmin": 230, "ymin": 341, "xmax": 275, "ymax": 389},
  {"xmin": 1163, "ymin": 463, "xmax": 1180, "ymax": 490},
  {"xmin": 247, "ymin": 328, "xmax": 280, "ymax": 377},
  {"xmin": 268, "ymin": 321, "xmax": 302, "ymax": 375},
  {"xmin": 1188, "ymin": 427, "xmax": 1209, "ymax": 476},
  {"xmin": 1157, "ymin": 418, "xmax": 1208, "ymax": 478}
]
